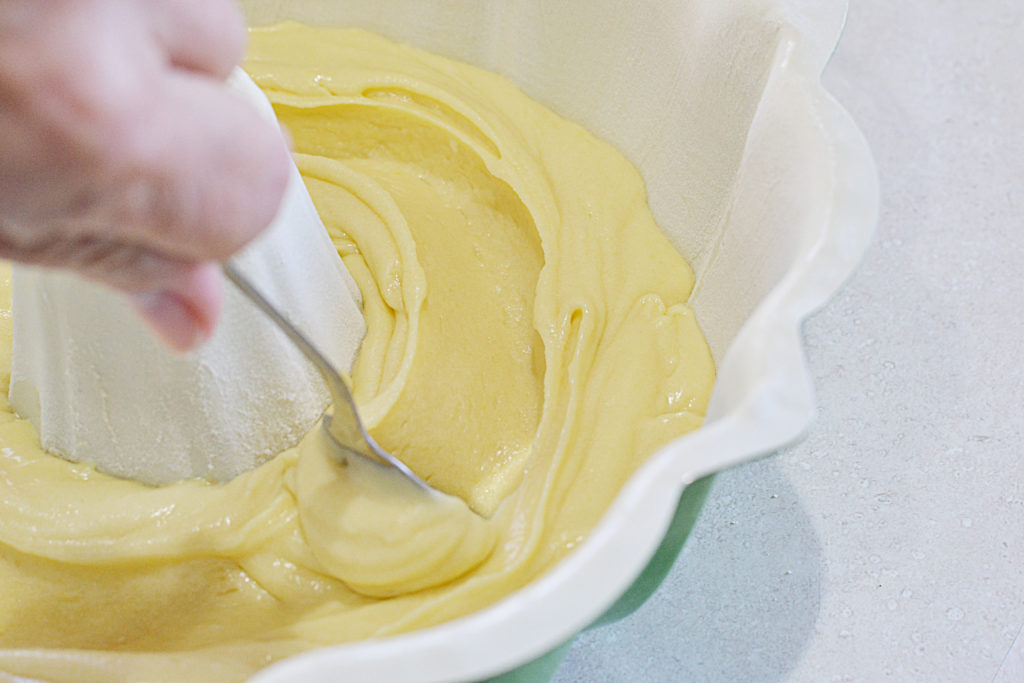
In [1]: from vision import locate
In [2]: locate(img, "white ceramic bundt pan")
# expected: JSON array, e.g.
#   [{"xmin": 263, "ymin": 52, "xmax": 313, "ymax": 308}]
[{"xmin": 240, "ymin": 0, "xmax": 879, "ymax": 680}]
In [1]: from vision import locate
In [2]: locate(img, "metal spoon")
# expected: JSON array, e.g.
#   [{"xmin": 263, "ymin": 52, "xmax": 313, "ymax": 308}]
[{"xmin": 223, "ymin": 262, "xmax": 431, "ymax": 492}]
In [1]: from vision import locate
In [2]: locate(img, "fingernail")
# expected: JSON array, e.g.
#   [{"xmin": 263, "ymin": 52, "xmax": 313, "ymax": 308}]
[{"xmin": 133, "ymin": 290, "xmax": 208, "ymax": 352}]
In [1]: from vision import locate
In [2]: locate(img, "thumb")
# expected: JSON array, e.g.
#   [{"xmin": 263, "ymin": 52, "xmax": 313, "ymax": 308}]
[
  {"xmin": 131, "ymin": 261, "xmax": 222, "ymax": 352},
  {"xmin": 0, "ymin": 232, "xmax": 225, "ymax": 352}
]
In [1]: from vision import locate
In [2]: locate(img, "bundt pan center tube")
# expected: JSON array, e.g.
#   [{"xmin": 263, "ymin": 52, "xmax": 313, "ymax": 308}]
[{"xmin": 9, "ymin": 70, "xmax": 367, "ymax": 486}]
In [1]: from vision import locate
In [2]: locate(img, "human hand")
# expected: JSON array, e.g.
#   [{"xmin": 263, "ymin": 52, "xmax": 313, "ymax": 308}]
[{"xmin": 0, "ymin": 0, "xmax": 290, "ymax": 350}]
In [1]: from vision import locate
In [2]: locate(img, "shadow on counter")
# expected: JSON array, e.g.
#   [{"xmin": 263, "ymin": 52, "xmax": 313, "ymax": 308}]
[{"xmin": 553, "ymin": 454, "xmax": 823, "ymax": 682}]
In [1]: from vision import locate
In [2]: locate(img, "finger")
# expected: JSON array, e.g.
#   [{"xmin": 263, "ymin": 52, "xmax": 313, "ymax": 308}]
[
  {"xmin": 111, "ymin": 69, "xmax": 291, "ymax": 263},
  {"xmin": 132, "ymin": 261, "xmax": 222, "ymax": 351},
  {"xmin": 146, "ymin": 0, "xmax": 247, "ymax": 78},
  {"xmin": 1, "ymin": 234, "xmax": 223, "ymax": 351}
]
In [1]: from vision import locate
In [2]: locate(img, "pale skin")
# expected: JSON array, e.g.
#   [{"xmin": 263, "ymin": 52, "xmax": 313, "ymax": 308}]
[{"xmin": 0, "ymin": 0, "xmax": 290, "ymax": 351}]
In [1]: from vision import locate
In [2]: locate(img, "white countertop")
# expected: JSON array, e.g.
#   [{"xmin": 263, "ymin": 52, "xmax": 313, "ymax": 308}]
[{"xmin": 554, "ymin": 1, "xmax": 1024, "ymax": 680}]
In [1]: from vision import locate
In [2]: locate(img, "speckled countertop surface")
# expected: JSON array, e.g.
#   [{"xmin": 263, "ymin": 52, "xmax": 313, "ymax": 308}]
[{"xmin": 553, "ymin": 1, "xmax": 1024, "ymax": 680}]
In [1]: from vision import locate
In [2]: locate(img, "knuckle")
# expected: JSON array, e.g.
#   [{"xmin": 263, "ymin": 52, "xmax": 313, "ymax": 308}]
[
  {"xmin": 171, "ymin": 0, "xmax": 246, "ymax": 75},
  {"xmin": 57, "ymin": 76, "xmax": 152, "ymax": 177},
  {"xmin": 118, "ymin": 176, "xmax": 177, "ymax": 235},
  {"xmin": 211, "ymin": 0, "xmax": 247, "ymax": 61},
  {"xmin": 64, "ymin": 238, "xmax": 179, "ymax": 294}
]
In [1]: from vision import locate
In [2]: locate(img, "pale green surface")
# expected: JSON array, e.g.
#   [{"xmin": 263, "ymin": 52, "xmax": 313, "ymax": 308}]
[{"xmin": 488, "ymin": 477, "xmax": 715, "ymax": 682}]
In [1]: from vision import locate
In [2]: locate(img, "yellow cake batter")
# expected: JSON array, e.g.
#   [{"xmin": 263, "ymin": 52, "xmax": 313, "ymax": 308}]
[{"xmin": 0, "ymin": 24, "xmax": 714, "ymax": 682}]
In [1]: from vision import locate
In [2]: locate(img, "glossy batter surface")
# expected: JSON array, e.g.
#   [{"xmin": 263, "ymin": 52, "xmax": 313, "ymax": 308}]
[{"xmin": 0, "ymin": 25, "xmax": 714, "ymax": 682}]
